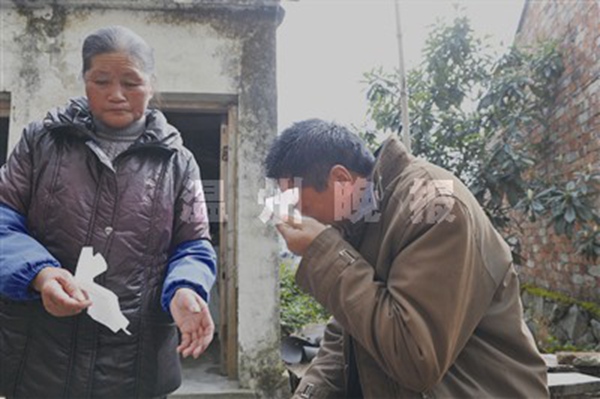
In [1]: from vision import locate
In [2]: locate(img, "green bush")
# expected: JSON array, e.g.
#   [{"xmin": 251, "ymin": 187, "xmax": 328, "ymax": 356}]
[
  {"xmin": 280, "ymin": 263, "xmax": 330, "ymax": 336},
  {"xmin": 363, "ymin": 14, "xmax": 599, "ymax": 262}
]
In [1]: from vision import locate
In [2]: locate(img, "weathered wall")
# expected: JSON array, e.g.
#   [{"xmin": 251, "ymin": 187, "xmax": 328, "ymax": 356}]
[
  {"xmin": 514, "ymin": 0, "xmax": 600, "ymax": 301},
  {"xmin": 1, "ymin": 2, "xmax": 245, "ymax": 150},
  {"xmin": 522, "ymin": 288, "xmax": 600, "ymax": 352},
  {"xmin": 228, "ymin": 6, "xmax": 286, "ymax": 396},
  {"xmin": 1, "ymin": 0, "xmax": 283, "ymax": 392}
]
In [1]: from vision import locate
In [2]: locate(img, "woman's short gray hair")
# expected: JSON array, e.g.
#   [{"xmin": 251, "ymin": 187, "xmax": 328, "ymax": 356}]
[{"xmin": 82, "ymin": 26, "xmax": 155, "ymax": 76}]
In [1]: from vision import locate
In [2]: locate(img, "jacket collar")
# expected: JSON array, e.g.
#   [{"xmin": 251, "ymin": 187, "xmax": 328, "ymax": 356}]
[
  {"xmin": 43, "ymin": 96, "xmax": 95, "ymax": 138},
  {"xmin": 371, "ymin": 136, "xmax": 414, "ymax": 204},
  {"xmin": 332, "ymin": 137, "xmax": 414, "ymax": 245},
  {"xmin": 43, "ymin": 96, "xmax": 182, "ymax": 150}
]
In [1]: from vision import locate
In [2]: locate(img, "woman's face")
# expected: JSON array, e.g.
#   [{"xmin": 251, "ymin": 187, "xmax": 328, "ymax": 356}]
[{"xmin": 84, "ymin": 51, "xmax": 153, "ymax": 129}]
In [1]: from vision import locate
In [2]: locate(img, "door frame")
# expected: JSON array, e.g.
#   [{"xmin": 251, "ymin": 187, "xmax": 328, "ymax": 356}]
[{"xmin": 156, "ymin": 92, "xmax": 239, "ymax": 378}]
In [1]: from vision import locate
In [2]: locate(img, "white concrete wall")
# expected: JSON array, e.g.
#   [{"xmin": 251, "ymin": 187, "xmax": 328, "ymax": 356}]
[
  {"xmin": 1, "ymin": 2, "xmax": 282, "ymax": 393},
  {"xmin": 1, "ymin": 6, "xmax": 241, "ymax": 151}
]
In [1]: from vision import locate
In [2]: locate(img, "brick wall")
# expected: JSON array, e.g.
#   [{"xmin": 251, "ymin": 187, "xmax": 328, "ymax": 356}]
[{"xmin": 514, "ymin": 0, "xmax": 599, "ymax": 301}]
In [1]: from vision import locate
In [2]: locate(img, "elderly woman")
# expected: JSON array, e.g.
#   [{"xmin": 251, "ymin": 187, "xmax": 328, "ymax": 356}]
[{"xmin": 0, "ymin": 26, "xmax": 216, "ymax": 398}]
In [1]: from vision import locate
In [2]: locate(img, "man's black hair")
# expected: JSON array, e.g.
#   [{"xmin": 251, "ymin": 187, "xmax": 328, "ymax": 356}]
[{"xmin": 265, "ymin": 119, "xmax": 375, "ymax": 191}]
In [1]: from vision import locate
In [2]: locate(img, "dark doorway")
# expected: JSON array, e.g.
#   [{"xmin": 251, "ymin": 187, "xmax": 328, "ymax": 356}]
[
  {"xmin": 0, "ymin": 117, "xmax": 8, "ymax": 166},
  {"xmin": 161, "ymin": 110, "xmax": 229, "ymax": 389},
  {"xmin": 0, "ymin": 92, "xmax": 10, "ymax": 166},
  {"xmin": 159, "ymin": 94, "xmax": 239, "ymax": 382},
  {"xmin": 163, "ymin": 111, "xmax": 223, "ymax": 245}
]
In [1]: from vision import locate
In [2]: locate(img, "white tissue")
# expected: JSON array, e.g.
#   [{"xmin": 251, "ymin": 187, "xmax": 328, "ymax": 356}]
[
  {"xmin": 259, "ymin": 188, "xmax": 302, "ymax": 224},
  {"xmin": 74, "ymin": 247, "xmax": 131, "ymax": 335}
]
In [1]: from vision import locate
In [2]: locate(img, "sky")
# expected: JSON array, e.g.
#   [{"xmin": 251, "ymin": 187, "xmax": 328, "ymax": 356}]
[{"xmin": 276, "ymin": 0, "xmax": 526, "ymax": 131}]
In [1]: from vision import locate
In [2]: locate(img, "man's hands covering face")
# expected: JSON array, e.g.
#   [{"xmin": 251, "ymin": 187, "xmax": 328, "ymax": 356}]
[{"xmin": 276, "ymin": 215, "xmax": 329, "ymax": 256}]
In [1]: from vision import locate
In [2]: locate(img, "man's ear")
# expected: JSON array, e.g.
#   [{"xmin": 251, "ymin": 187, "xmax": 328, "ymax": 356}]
[{"xmin": 329, "ymin": 165, "xmax": 354, "ymax": 184}]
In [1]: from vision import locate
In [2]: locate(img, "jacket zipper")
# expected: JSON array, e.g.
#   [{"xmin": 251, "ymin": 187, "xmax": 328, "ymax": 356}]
[{"xmin": 68, "ymin": 149, "xmax": 106, "ymax": 397}]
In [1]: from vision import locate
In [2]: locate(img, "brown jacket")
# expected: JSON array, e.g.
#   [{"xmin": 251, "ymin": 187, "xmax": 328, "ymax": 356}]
[{"xmin": 293, "ymin": 138, "xmax": 548, "ymax": 398}]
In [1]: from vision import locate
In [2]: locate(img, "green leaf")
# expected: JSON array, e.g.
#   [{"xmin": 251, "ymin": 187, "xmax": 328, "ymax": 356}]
[
  {"xmin": 576, "ymin": 206, "xmax": 593, "ymax": 221},
  {"xmin": 530, "ymin": 198, "xmax": 543, "ymax": 210},
  {"xmin": 564, "ymin": 207, "xmax": 576, "ymax": 223},
  {"xmin": 363, "ymin": 14, "xmax": 572, "ymax": 257}
]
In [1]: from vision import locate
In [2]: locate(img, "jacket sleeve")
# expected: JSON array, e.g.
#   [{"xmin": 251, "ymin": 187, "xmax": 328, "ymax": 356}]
[
  {"xmin": 161, "ymin": 238, "xmax": 217, "ymax": 314},
  {"xmin": 162, "ymin": 155, "xmax": 216, "ymax": 314},
  {"xmin": 292, "ymin": 318, "xmax": 346, "ymax": 399},
  {"xmin": 0, "ymin": 125, "xmax": 38, "ymax": 214},
  {"xmin": 295, "ymin": 197, "xmax": 500, "ymax": 393},
  {"xmin": 0, "ymin": 203, "xmax": 61, "ymax": 301},
  {"xmin": 0, "ymin": 125, "xmax": 61, "ymax": 301}
]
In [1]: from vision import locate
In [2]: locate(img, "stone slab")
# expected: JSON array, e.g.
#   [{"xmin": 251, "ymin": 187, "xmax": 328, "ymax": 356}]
[{"xmin": 548, "ymin": 372, "xmax": 600, "ymax": 397}]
